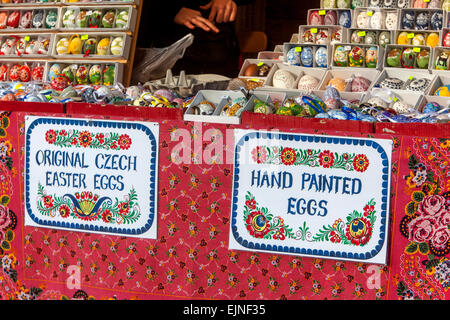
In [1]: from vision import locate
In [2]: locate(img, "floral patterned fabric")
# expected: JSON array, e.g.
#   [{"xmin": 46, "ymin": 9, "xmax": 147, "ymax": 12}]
[{"xmin": 0, "ymin": 111, "xmax": 448, "ymax": 300}]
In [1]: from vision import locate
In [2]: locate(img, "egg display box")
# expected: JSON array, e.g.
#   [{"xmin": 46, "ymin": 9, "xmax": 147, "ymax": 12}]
[
  {"xmin": 0, "ymin": 1, "xmax": 61, "ymax": 7},
  {"xmin": 394, "ymin": 29, "xmax": 442, "ymax": 47},
  {"xmin": 352, "ymin": 7, "xmax": 402, "ymax": 30},
  {"xmin": 183, "ymin": 89, "xmax": 250, "ymax": 125},
  {"xmin": 398, "ymin": 8, "xmax": 444, "ymax": 30},
  {"xmin": 320, "ymin": 0, "xmax": 355, "ymax": 9},
  {"xmin": 45, "ymin": 61, "xmax": 123, "ymax": 86},
  {"xmin": 331, "ymin": 43, "xmax": 384, "ymax": 69},
  {"xmin": 51, "ymin": 32, "xmax": 131, "ymax": 60},
  {"xmin": 61, "ymin": 0, "xmax": 139, "ymax": 5},
  {"xmin": 0, "ymin": 7, "xmax": 59, "ymax": 31},
  {"xmin": 318, "ymin": 68, "xmax": 381, "ymax": 92},
  {"xmin": 427, "ymin": 73, "xmax": 450, "ymax": 96},
  {"xmin": 365, "ymin": 0, "xmax": 412, "ymax": 8},
  {"xmin": 371, "ymin": 67, "xmax": 437, "ymax": 94},
  {"xmin": 58, "ymin": 5, "xmax": 136, "ymax": 32},
  {"xmin": 0, "ymin": 59, "xmax": 45, "ymax": 82},
  {"xmin": 260, "ymin": 63, "xmax": 327, "ymax": 93},
  {"xmin": 289, "ymin": 33, "xmax": 299, "ymax": 43},
  {"xmin": 431, "ymin": 46, "xmax": 450, "ymax": 73},
  {"xmin": 0, "ymin": 33, "xmax": 53, "ymax": 57},
  {"xmin": 283, "ymin": 43, "xmax": 331, "ymax": 68},
  {"xmin": 238, "ymin": 59, "xmax": 275, "ymax": 80},
  {"xmin": 383, "ymin": 44, "xmax": 434, "ymax": 70},
  {"xmin": 361, "ymin": 88, "xmax": 424, "ymax": 111},
  {"xmin": 256, "ymin": 51, "xmax": 284, "ymax": 61},
  {"xmin": 313, "ymin": 89, "xmax": 366, "ymax": 104},
  {"xmin": 307, "ymin": 8, "xmax": 353, "ymax": 28},
  {"xmin": 298, "ymin": 25, "xmax": 347, "ymax": 45},
  {"xmin": 440, "ymin": 28, "xmax": 450, "ymax": 46},
  {"xmin": 274, "ymin": 45, "xmax": 284, "ymax": 53},
  {"xmin": 347, "ymin": 28, "xmax": 395, "ymax": 48}
]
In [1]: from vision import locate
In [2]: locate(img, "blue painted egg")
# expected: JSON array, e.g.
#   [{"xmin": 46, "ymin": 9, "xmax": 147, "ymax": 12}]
[
  {"xmin": 339, "ymin": 10, "xmax": 352, "ymax": 28},
  {"xmin": 402, "ymin": 11, "xmax": 415, "ymax": 29},
  {"xmin": 315, "ymin": 46, "xmax": 328, "ymax": 68},
  {"xmin": 301, "ymin": 46, "xmax": 314, "ymax": 67},
  {"xmin": 423, "ymin": 102, "xmax": 441, "ymax": 113},
  {"xmin": 430, "ymin": 12, "xmax": 442, "ymax": 30},
  {"xmin": 47, "ymin": 64, "xmax": 61, "ymax": 82},
  {"xmin": 286, "ymin": 47, "xmax": 301, "ymax": 66},
  {"xmin": 415, "ymin": 12, "xmax": 429, "ymax": 30}
]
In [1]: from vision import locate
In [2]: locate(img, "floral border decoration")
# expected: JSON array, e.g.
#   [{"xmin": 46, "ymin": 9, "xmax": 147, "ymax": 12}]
[
  {"xmin": 251, "ymin": 146, "xmax": 370, "ymax": 173},
  {"xmin": 45, "ymin": 129, "xmax": 132, "ymax": 151},
  {"xmin": 37, "ymin": 183, "xmax": 141, "ymax": 225},
  {"xmin": 243, "ymin": 192, "xmax": 376, "ymax": 247}
]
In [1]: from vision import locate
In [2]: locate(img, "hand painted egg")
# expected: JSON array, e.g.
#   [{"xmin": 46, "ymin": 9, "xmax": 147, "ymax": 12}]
[
  {"xmin": 110, "ymin": 37, "xmax": 123, "ymax": 55},
  {"xmin": 401, "ymin": 11, "xmax": 415, "ymax": 29},
  {"xmin": 415, "ymin": 12, "xmax": 429, "ymax": 30},
  {"xmin": 56, "ymin": 38, "xmax": 69, "ymax": 55},
  {"xmin": 61, "ymin": 65, "xmax": 75, "ymax": 83},
  {"xmin": 315, "ymin": 46, "xmax": 328, "ymax": 68},
  {"xmin": 443, "ymin": 0, "xmax": 450, "ymax": 10},
  {"xmin": 32, "ymin": 10, "xmax": 45, "ymax": 28},
  {"xmin": 76, "ymin": 10, "xmax": 88, "ymax": 28},
  {"xmin": 88, "ymin": 64, "xmax": 102, "ymax": 85},
  {"xmin": 25, "ymin": 40, "xmax": 36, "ymax": 54},
  {"xmin": 323, "ymin": 0, "xmax": 336, "ymax": 8},
  {"xmin": 397, "ymin": 0, "xmax": 409, "ymax": 7},
  {"xmin": 351, "ymin": 30, "xmax": 364, "ymax": 44},
  {"xmin": 370, "ymin": 11, "xmax": 383, "ymax": 29},
  {"xmin": 20, "ymin": 11, "xmax": 32, "ymax": 28},
  {"xmin": 315, "ymin": 30, "xmax": 329, "ymax": 45},
  {"xmin": 36, "ymin": 38, "xmax": 49, "ymax": 55},
  {"xmin": 351, "ymin": 76, "xmax": 371, "ymax": 92},
  {"xmin": 75, "ymin": 65, "xmax": 89, "ymax": 84},
  {"xmin": 297, "ymin": 74, "xmax": 319, "ymax": 91},
  {"xmin": 385, "ymin": 12, "xmax": 398, "ymax": 30},
  {"xmin": 45, "ymin": 10, "xmax": 58, "ymax": 29},
  {"xmin": 0, "ymin": 64, "xmax": 7, "ymax": 81},
  {"xmin": 356, "ymin": 11, "xmax": 370, "ymax": 28},
  {"xmin": 48, "ymin": 64, "xmax": 61, "ymax": 81},
  {"xmin": 301, "ymin": 46, "xmax": 314, "ymax": 67},
  {"xmin": 9, "ymin": 64, "xmax": 21, "ymax": 81},
  {"xmin": 286, "ymin": 47, "xmax": 301, "ymax": 65},
  {"xmin": 97, "ymin": 38, "xmax": 110, "ymax": 55},
  {"xmin": 430, "ymin": 11, "xmax": 442, "ymax": 30},
  {"xmin": 16, "ymin": 38, "xmax": 26, "ymax": 55},
  {"xmin": 0, "ymin": 12, "xmax": 7, "ymax": 29},
  {"xmin": 324, "ymin": 11, "xmax": 337, "ymax": 25},
  {"xmin": 83, "ymin": 38, "xmax": 97, "ymax": 55},
  {"xmin": 103, "ymin": 65, "xmax": 116, "ymax": 85},
  {"xmin": 309, "ymin": 11, "xmax": 323, "ymax": 25},
  {"xmin": 0, "ymin": 39, "xmax": 13, "ymax": 55},
  {"xmin": 435, "ymin": 51, "xmax": 449, "ymax": 70},
  {"xmin": 115, "ymin": 10, "xmax": 129, "ymax": 28},
  {"xmin": 427, "ymin": 32, "xmax": 440, "ymax": 47},
  {"xmin": 328, "ymin": 77, "xmax": 347, "ymax": 91},
  {"xmin": 427, "ymin": 0, "xmax": 441, "ymax": 7},
  {"xmin": 412, "ymin": 33, "xmax": 425, "ymax": 46},
  {"xmin": 302, "ymin": 29, "xmax": 315, "ymax": 43},
  {"xmin": 383, "ymin": 0, "xmax": 397, "ymax": 8},
  {"xmin": 397, "ymin": 31, "xmax": 411, "ymax": 45},
  {"xmin": 88, "ymin": 10, "xmax": 102, "ymax": 28},
  {"xmin": 338, "ymin": 10, "xmax": 352, "ymax": 28},
  {"xmin": 7, "ymin": 10, "xmax": 20, "ymax": 28},
  {"xmin": 330, "ymin": 29, "xmax": 342, "ymax": 44},
  {"xmin": 422, "ymin": 102, "xmax": 441, "ymax": 113},
  {"xmin": 102, "ymin": 10, "xmax": 115, "ymax": 28},
  {"xmin": 32, "ymin": 65, "xmax": 44, "ymax": 81},
  {"xmin": 434, "ymin": 85, "xmax": 450, "ymax": 96},
  {"xmin": 364, "ymin": 31, "xmax": 377, "ymax": 44},
  {"xmin": 349, "ymin": 46, "xmax": 364, "ymax": 67},
  {"xmin": 51, "ymin": 76, "xmax": 70, "ymax": 91},
  {"xmin": 337, "ymin": 0, "xmax": 351, "ymax": 8},
  {"xmin": 63, "ymin": 9, "xmax": 76, "ymax": 28},
  {"xmin": 334, "ymin": 45, "xmax": 349, "ymax": 66},
  {"xmin": 369, "ymin": 0, "xmax": 381, "ymax": 5},
  {"xmin": 352, "ymin": 0, "xmax": 364, "ymax": 8},
  {"xmin": 386, "ymin": 48, "xmax": 402, "ymax": 67},
  {"xmin": 444, "ymin": 32, "xmax": 450, "ymax": 47},
  {"xmin": 258, "ymin": 63, "xmax": 271, "ymax": 77},
  {"xmin": 378, "ymin": 31, "xmax": 391, "ymax": 47},
  {"xmin": 401, "ymin": 48, "xmax": 416, "ymax": 68},
  {"xmin": 272, "ymin": 69, "xmax": 296, "ymax": 89},
  {"xmin": 19, "ymin": 64, "xmax": 31, "ymax": 82},
  {"xmin": 365, "ymin": 46, "xmax": 378, "ymax": 68}
]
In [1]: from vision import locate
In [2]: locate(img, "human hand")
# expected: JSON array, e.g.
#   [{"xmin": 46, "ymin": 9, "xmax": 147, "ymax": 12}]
[
  {"xmin": 200, "ymin": 0, "xmax": 238, "ymax": 24},
  {"xmin": 174, "ymin": 7, "xmax": 219, "ymax": 33}
]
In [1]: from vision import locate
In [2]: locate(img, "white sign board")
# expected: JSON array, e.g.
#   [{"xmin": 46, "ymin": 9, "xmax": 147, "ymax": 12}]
[
  {"xmin": 229, "ymin": 129, "xmax": 393, "ymax": 264},
  {"xmin": 24, "ymin": 116, "xmax": 159, "ymax": 239}
]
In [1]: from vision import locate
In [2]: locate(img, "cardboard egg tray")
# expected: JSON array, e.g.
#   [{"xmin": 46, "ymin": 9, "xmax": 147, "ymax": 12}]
[
  {"xmin": 383, "ymin": 44, "xmax": 434, "ymax": 71},
  {"xmin": 431, "ymin": 46, "xmax": 450, "ymax": 74},
  {"xmin": 0, "ymin": 7, "xmax": 59, "ymax": 32},
  {"xmin": 44, "ymin": 60, "xmax": 123, "ymax": 86},
  {"xmin": 298, "ymin": 25, "xmax": 347, "ymax": 45},
  {"xmin": 440, "ymin": 28, "xmax": 450, "ymax": 47},
  {"xmin": 183, "ymin": 89, "xmax": 251, "ymax": 125},
  {"xmin": 318, "ymin": 68, "xmax": 381, "ymax": 92},
  {"xmin": 331, "ymin": 43, "xmax": 384, "ymax": 69},
  {"xmin": 283, "ymin": 42, "xmax": 332, "ymax": 69},
  {"xmin": 58, "ymin": 5, "xmax": 136, "ymax": 32},
  {"xmin": 51, "ymin": 32, "xmax": 131, "ymax": 60},
  {"xmin": 394, "ymin": 29, "xmax": 442, "ymax": 48},
  {"xmin": 398, "ymin": 8, "xmax": 444, "ymax": 31},
  {"xmin": 238, "ymin": 59, "xmax": 276, "ymax": 81},
  {"xmin": 351, "ymin": 7, "xmax": 401, "ymax": 30},
  {"xmin": 0, "ymin": 59, "xmax": 46, "ymax": 83},
  {"xmin": 0, "ymin": 33, "xmax": 54, "ymax": 58},
  {"xmin": 371, "ymin": 68, "xmax": 437, "ymax": 94},
  {"xmin": 361, "ymin": 88, "xmax": 424, "ymax": 111},
  {"xmin": 259, "ymin": 63, "xmax": 327, "ymax": 93},
  {"xmin": 346, "ymin": 28, "xmax": 395, "ymax": 48},
  {"xmin": 306, "ymin": 8, "xmax": 353, "ymax": 27}
]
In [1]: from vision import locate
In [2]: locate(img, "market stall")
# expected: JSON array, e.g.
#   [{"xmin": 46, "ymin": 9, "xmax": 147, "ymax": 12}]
[{"xmin": 0, "ymin": 0, "xmax": 448, "ymax": 302}]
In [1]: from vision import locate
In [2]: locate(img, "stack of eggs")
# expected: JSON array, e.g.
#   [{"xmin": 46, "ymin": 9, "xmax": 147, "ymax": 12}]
[
  {"xmin": 55, "ymin": 35, "xmax": 124, "ymax": 57},
  {"xmin": 62, "ymin": 8, "xmax": 130, "ymax": 30}
]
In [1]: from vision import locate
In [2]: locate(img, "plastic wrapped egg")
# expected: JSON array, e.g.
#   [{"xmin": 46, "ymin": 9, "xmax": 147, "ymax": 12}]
[
  {"xmin": 63, "ymin": 9, "xmax": 76, "ymax": 28},
  {"xmin": 301, "ymin": 46, "xmax": 314, "ymax": 67},
  {"xmin": 76, "ymin": 10, "xmax": 88, "ymax": 28},
  {"xmin": 102, "ymin": 10, "xmax": 116, "ymax": 28},
  {"xmin": 351, "ymin": 76, "xmax": 371, "ymax": 92},
  {"xmin": 9, "ymin": 64, "xmax": 21, "ymax": 81},
  {"xmin": 32, "ymin": 10, "xmax": 45, "ymax": 28},
  {"xmin": 45, "ymin": 10, "xmax": 58, "ymax": 29},
  {"xmin": 302, "ymin": 29, "xmax": 315, "ymax": 43},
  {"xmin": 103, "ymin": 65, "xmax": 116, "ymax": 86},
  {"xmin": 7, "ymin": 10, "xmax": 20, "ymax": 28},
  {"xmin": 19, "ymin": 64, "xmax": 31, "ymax": 82},
  {"xmin": 61, "ymin": 65, "xmax": 75, "ymax": 83},
  {"xmin": 88, "ymin": 64, "xmax": 102, "ymax": 85},
  {"xmin": 88, "ymin": 10, "xmax": 102, "ymax": 28},
  {"xmin": 20, "ymin": 11, "xmax": 32, "ymax": 29},
  {"xmin": 32, "ymin": 65, "xmax": 44, "ymax": 81},
  {"xmin": 48, "ymin": 64, "xmax": 61, "ymax": 81},
  {"xmin": 351, "ymin": 30, "xmax": 364, "ymax": 44},
  {"xmin": 315, "ymin": 46, "xmax": 328, "ymax": 67},
  {"xmin": 315, "ymin": 30, "xmax": 329, "ymax": 45},
  {"xmin": 0, "ymin": 64, "xmax": 7, "ymax": 81},
  {"xmin": 83, "ymin": 38, "xmax": 97, "ymax": 55},
  {"xmin": 75, "ymin": 65, "xmax": 89, "ymax": 84},
  {"xmin": 370, "ymin": 11, "xmax": 383, "ymax": 29},
  {"xmin": 328, "ymin": 77, "xmax": 347, "ymax": 91},
  {"xmin": 330, "ymin": 29, "xmax": 342, "ymax": 44},
  {"xmin": 272, "ymin": 69, "xmax": 296, "ymax": 89},
  {"xmin": 401, "ymin": 11, "xmax": 415, "ymax": 29}
]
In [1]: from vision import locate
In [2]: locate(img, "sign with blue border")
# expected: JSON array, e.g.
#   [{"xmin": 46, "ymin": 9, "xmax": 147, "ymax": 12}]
[
  {"xmin": 229, "ymin": 129, "xmax": 393, "ymax": 264},
  {"xmin": 24, "ymin": 116, "xmax": 159, "ymax": 239}
]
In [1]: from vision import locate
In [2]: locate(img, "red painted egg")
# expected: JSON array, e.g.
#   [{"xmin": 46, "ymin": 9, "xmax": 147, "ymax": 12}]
[
  {"xmin": 19, "ymin": 64, "xmax": 31, "ymax": 82},
  {"xmin": 9, "ymin": 64, "xmax": 21, "ymax": 81},
  {"xmin": 0, "ymin": 65, "xmax": 8, "ymax": 81},
  {"xmin": 32, "ymin": 65, "xmax": 44, "ymax": 81},
  {"xmin": 51, "ymin": 76, "xmax": 69, "ymax": 91},
  {"xmin": 7, "ymin": 11, "xmax": 20, "ymax": 28}
]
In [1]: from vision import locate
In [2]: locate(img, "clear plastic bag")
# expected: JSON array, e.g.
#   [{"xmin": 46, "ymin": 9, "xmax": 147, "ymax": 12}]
[{"xmin": 131, "ymin": 34, "xmax": 194, "ymax": 84}]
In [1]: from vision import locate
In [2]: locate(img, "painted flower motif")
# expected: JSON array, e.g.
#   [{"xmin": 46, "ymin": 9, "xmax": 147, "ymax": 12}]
[
  {"xmin": 245, "ymin": 210, "xmax": 271, "ymax": 238},
  {"xmin": 78, "ymin": 131, "xmax": 92, "ymax": 148},
  {"xmin": 273, "ymin": 228, "xmax": 285, "ymax": 240},
  {"xmin": 346, "ymin": 217, "xmax": 372, "ymax": 246},
  {"xmin": 353, "ymin": 154, "xmax": 369, "ymax": 172},
  {"xmin": 319, "ymin": 150, "xmax": 335, "ymax": 168},
  {"xmin": 418, "ymin": 195, "xmax": 447, "ymax": 217},
  {"xmin": 95, "ymin": 133, "xmax": 105, "ymax": 144},
  {"xmin": 251, "ymin": 146, "xmax": 268, "ymax": 164},
  {"xmin": 363, "ymin": 204, "xmax": 375, "ymax": 217},
  {"xmin": 118, "ymin": 134, "xmax": 132, "ymax": 150},
  {"xmin": 280, "ymin": 147, "xmax": 297, "ymax": 166},
  {"xmin": 45, "ymin": 130, "xmax": 57, "ymax": 144},
  {"xmin": 245, "ymin": 199, "xmax": 256, "ymax": 210},
  {"xmin": 118, "ymin": 202, "xmax": 130, "ymax": 216},
  {"xmin": 43, "ymin": 195, "xmax": 54, "ymax": 209},
  {"xmin": 58, "ymin": 204, "xmax": 70, "ymax": 218},
  {"xmin": 102, "ymin": 210, "xmax": 113, "ymax": 223}
]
